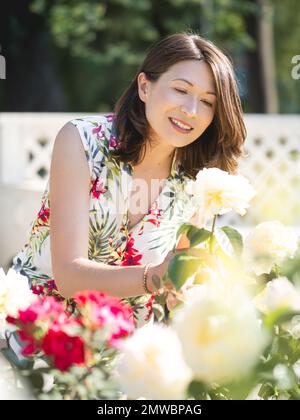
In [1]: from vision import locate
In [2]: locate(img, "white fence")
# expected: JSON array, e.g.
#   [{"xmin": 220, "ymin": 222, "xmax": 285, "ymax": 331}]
[{"xmin": 0, "ymin": 113, "xmax": 299, "ymax": 270}]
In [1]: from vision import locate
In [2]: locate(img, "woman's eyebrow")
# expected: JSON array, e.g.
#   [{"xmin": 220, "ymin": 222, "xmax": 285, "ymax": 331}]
[{"xmin": 171, "ymin": 78, "xmax": 216, "ymax": 96}]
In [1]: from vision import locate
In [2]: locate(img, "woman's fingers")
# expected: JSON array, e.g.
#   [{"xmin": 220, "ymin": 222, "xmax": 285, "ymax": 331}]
[{"xmin": 166, "ymin": 292, "xmax": 180, "ymax": 311}]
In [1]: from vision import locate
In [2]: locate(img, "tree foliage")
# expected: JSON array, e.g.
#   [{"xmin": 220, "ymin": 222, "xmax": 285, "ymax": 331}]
[{"xmin": 0, "ymin": 0, "xmax": 299, "ymax": 112}]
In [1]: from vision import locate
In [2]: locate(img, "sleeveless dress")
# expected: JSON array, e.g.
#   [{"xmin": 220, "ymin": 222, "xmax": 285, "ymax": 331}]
[{"xmin": 11, "ymin": 113, "xmax": 197, "ymax": 325}]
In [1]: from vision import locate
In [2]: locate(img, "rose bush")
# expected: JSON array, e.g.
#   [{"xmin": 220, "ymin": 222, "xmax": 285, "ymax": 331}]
[
  {"xmin": 1, "ymin": 167, "xmax": 300, "ymax": 400},
  {"xmin": 1, "ymin": 269, "xmax": 136, "ymax": 399}
]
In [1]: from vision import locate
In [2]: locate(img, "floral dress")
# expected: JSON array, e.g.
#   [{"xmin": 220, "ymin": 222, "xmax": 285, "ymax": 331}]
[{"xmin": 12, "ymin": 113, "xmax": 197, "ymax": 325}]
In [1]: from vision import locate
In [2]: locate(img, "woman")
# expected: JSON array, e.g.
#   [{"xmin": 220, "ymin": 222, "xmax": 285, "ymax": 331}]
[{"xmin": 12, "ymin": 31, "xmax": 246, "ymax": 324}]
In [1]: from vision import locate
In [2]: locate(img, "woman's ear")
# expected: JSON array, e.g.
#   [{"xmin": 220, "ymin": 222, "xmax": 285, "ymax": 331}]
[{"xmin": 137, "ymin": 72, "xmax": 148, "ymax": 102}]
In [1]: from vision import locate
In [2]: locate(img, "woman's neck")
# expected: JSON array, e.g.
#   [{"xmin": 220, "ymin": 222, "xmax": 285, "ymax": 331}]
[{"xmin": 134, "ymin": 142, "xmax": 176, "ymax": 178}]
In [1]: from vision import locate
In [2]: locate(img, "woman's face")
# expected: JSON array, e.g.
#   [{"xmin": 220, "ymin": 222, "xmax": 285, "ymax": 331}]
[{"xmin": 138, "ymin": 60, "xmax": 217, "ymax": 149}]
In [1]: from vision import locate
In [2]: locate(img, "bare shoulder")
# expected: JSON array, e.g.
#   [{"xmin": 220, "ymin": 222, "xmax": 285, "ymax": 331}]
[
  {"xmin": 50, "ymin": 120, "xmax": 90, "ymax": 188},
  {"xmin": 54, "ymin": 121, "xmax": 81, "ymax": 147},
  {"xmin": 51, "ymin": 121, "xmax": 88, "ymax": 165}
]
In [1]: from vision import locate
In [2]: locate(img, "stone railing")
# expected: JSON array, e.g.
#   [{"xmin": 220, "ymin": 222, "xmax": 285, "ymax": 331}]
[{"xmin": 0, "ymin": 113, "xmax": 299, "ymax": 269}]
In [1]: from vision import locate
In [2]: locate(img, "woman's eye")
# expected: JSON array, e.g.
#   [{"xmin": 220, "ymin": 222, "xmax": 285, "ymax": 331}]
[
  {"xmin": 175, "ymin": 88, "xmax": 213, "ymax": 108},
  {"xmin": 201, "ymin": 100, "xmax": 213, "ymax": 108}
]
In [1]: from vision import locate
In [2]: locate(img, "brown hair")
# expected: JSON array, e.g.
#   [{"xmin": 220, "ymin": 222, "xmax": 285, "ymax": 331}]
[{"xmin": 112, "ymin": 31, "xmax": 246, "ymax": 179}]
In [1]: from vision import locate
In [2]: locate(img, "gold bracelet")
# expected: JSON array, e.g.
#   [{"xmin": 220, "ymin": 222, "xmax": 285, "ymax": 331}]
[{"xmin": 143, "ymin": 263, "xmax": 153, "ymax": 295}]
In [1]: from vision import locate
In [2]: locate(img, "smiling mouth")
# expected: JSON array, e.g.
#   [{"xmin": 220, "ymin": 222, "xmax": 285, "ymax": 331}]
[{"xmin": 169, "ymin": 117, "xmax": 193, "ymax": 133}]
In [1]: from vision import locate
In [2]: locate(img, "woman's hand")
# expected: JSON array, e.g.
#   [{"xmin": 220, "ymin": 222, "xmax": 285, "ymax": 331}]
[
  {"xmin": 148, "ymin": 248, "xmax": 192, "ymax": 310},
  {"xmin": 148, "ymin": 248, "xmax": 189, "ymax": 290}
]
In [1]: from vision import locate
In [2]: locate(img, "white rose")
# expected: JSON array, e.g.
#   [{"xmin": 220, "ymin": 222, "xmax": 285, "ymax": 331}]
[
  {"xmin": 190, "ymin": 248, "xmax": 255, "ymax": 291},
  {"xmin": 114, "ymin": 323, "xmax": 192, "ymax": 400},
  {"xmin": 186, "ymin": 168, "xmax": 256, "ymax": 227},
  {"xmin": 293, "ymin": 359, "xmax": 300, "ymax": 379},
  {"xmin": 173, "ymin": 283, "xmax": 268, "ymax": 385},
  {"xmin": 0, "ymin": 268, "xmax": 37, "ymax": 334},
  {"xmin": 254, "ymin": 277, "xmax": 300, "ymax": 315},
  {"xmin": 243, "ymin": 221, "xmax": 298, "ymax": 275},
  {"xmin": 284, "ymin": 315, "xmax": 300, "ymax": 339}
]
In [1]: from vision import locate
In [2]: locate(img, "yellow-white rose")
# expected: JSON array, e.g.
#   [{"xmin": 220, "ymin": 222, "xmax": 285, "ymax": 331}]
[
  {"xmin": 254, "ymin": 277, "xmax": 300, "ymax": 315},
  {"xmin": 0, "ymin": 268, "xmax": 37, "ymax": 334},
  {"xmin": 284, "ymin": 315, "xmax": 300, "ymax": 339},
  {"xmin": 190, "ymin": 247, "xmax": 256, "ymax": 291},
  {"xmin": 173, "ymin": 283, "xmax": 268, "ymax": 385},
  {"xmin": 114, "ymin": 323, "xmax": 192, "ymax": 400},
  {"xmin": 186, "ymin": 168, "xmax": 256, "ymax": 227},
  {"xmin": 243, "ymin": 221, "xmax": 299, "ymax": 275}
]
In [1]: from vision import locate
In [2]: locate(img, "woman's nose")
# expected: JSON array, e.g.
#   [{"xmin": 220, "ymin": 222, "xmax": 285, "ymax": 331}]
[{"xmin": 180, "ymin": 97, "xmax": 198, "ymax": 116}]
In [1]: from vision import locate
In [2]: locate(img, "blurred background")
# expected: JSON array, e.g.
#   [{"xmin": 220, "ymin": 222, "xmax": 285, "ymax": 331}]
[
  {"xmin": 1, "ymin": 0, "xmax": 300, "ymax": 113},
  {"xmin": 0, "ymin": 0, "xmax": 299, "ymax": 270}
]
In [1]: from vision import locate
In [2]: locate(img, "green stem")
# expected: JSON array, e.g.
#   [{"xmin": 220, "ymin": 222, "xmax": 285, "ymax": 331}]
[
  {"xmin": 273, "ymin": 264, "xmax": 281, "ymax": 278},
  {"xmin": 209, "ymin": 215, "xmax": 217, "ymax": 254}
]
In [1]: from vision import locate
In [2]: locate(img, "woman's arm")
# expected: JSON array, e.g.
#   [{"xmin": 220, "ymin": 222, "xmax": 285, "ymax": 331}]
[{"xmin": 49, "ymin": 122, "xmax": 156, "ymax": 299}]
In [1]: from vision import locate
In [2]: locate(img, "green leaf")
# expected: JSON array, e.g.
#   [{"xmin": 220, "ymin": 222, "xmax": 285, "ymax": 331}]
[
  {"xmin": 258, "ymin": 382, "xmax": 275, "ymax": 399},
  {"xmin": 28, "ymin": 371, "xmax": 45, "ymax": 392},
  {"xmin": 264, "ymin": 308, "xmax": 300, "ymax": 330},
  {"xmin": 168, "ymin": 253, "xmax": 200, "ymax": 290},
  {"xmin": 175, "ymin": 223, "xmax": 191, "ymax": 240},
  {"xmin": 214, "ymin": 226, "xmax": 243, "ymax": 258},
  {"xmin": 281, "ymin": 256, "xmax": 300, "ymax": 280},
  {"xmin": 222, "ymin": 374, "xmax": 257, "ymax": 400},
  {"xmin": 187, "ymin": 380, "xmax": 208, "ymax": 399},
  {"xmin": 1, "ymin": 347, "xmax": 31, "ymax": 370},
  {"xmin": 187, "ymin": 227, "xmax": 211, "ymax": 247}
]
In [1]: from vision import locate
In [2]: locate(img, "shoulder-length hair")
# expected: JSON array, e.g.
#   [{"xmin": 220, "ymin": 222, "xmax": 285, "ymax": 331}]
[{"xmin": 112, "ymin": 31, "xmax": 246, "ymax": 178}]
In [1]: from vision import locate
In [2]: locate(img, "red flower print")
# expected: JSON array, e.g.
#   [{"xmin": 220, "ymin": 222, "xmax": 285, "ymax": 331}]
[
  {"xmin": 31, "ymin": 279, "xmax": 58, "ymax": 296},
  {"xmin": 147, "ymin": 218, "xmax": 161, "ymax": 228},
  {"xmin": 37, "ymin": 202, "xmax": 50, "ymax": 224},
  {"xmin": 145, "ymin": 294, "xmax": 155, "ymax": 322},
  {"xmin": 46, "ymin": 279, "xmax": 58, "ymax": 293},
  {"xmin": 149, "ymin": 204, "xmax": 161, "ymax": 218},
  {"xmin": 120, "ymin": 234, "xmax": 143, "ymax": 266},
  {"xmin": 109, "ymin": 134, "xmax": 118, "ymax": 149},
  {"xmin": 137, "ymin": 224, "xmax": 144, "ymax": 236},
  {"xmin": 147, "ymin": 202, "xmax": 161, "ymax": 227},
  {"xmin": 31, "ymin": 284, "xmax": 45, "ymax": 296},
  {"xmin": 105, "ymin": 114, "xmax": 115, "ymax": 123},
  {"xmin": 92, "ymin": 125, "xmax": 105, "ymax": 140},
  {"xmin": 91, "ymin": 177, "xmax": 107, "ymax": 199}
]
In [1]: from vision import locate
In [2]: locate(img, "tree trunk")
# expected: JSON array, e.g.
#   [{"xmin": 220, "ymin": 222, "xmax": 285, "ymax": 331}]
[
  {"xmin": 245, "ymin": 1, "xmax": 266, "ymax": 112},
  {"xmin": 257, "ymin": 0, "xmax": 279, "ymax": 113}
]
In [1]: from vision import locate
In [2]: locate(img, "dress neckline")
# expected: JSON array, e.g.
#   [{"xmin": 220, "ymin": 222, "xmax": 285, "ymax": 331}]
[
  {"xmin": 123, "ymin": 150, "xmax": 179, "ymax": 233},
  {"xmin": 109, "ymin": 114, "xmax": 180, "ymax": 233}
]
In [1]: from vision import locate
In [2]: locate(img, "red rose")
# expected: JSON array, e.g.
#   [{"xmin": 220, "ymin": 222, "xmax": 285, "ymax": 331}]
[
  {"xmin": 18, "ymin": 330, "xmax": 37, "ymax": 356},
  {"xmin": 42, "ymin": 329, "xmax": 85, "ymax": 371},
  {"xmin": 74, "ymin": 291, "xmax": 136, "ymax": 347}
]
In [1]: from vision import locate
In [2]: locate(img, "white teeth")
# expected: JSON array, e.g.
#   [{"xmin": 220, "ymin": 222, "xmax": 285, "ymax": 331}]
[{"xmin": 171, "ymin": 118, "xmax": 191, "ymax": 130}]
